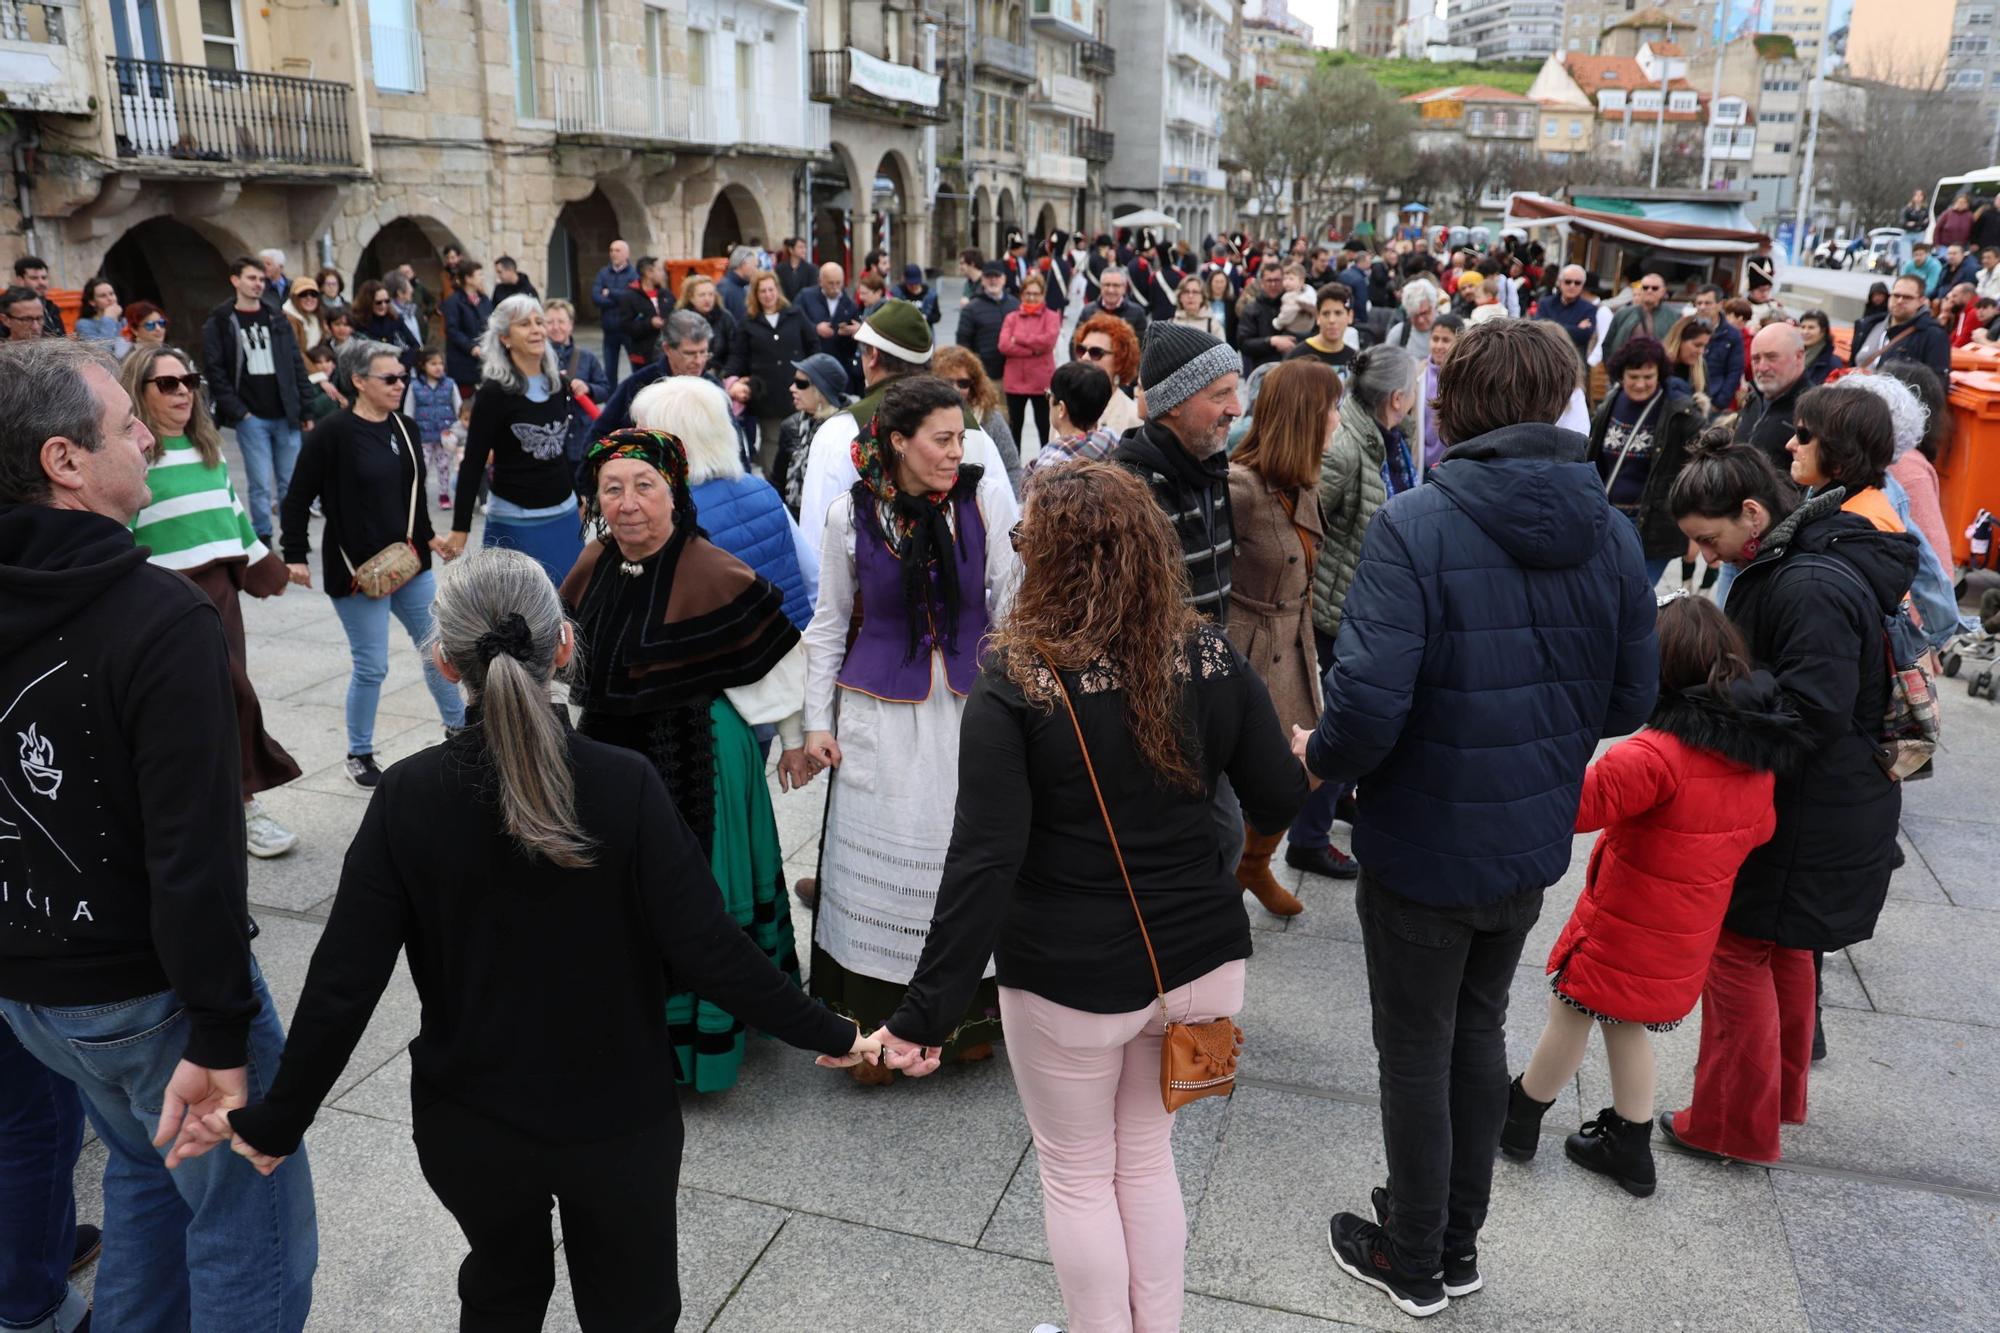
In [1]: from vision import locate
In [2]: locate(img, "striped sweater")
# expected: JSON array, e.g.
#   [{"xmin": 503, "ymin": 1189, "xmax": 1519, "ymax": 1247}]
[{"xmin": 130, "ymin": 436, "xmax": 270, "ymax": 572}]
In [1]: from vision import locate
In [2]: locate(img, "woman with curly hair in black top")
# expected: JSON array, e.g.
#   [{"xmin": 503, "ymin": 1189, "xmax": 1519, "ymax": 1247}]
[{"xmin": 876, "ymin": 461, "xmax": 1305, "ymax": 1333}]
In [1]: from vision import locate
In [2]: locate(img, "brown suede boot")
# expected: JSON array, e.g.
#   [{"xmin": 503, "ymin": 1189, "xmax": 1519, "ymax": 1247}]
[{"xmin": 1236, "ymin": 830, "xmax": 1303, "ymax": 916}]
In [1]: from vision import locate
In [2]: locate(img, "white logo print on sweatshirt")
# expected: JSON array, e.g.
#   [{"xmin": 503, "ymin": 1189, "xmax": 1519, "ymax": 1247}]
[
  {"xmin": 18, "ymin": 724, "xmax": 60, "ymax": 799},
  {"xmin": 238, "ymin": 319, "xmax": 276, "ymax": 377},
  {"xmin": 0, "ymin": 662, "xmax": 79, "ymax": 872},
  {"xmin": 512, "ymin": 419, "xmax": 570, "ymax": 462}
]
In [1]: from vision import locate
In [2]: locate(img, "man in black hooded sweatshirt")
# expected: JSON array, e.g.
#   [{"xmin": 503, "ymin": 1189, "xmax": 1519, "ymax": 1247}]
[{"xmin": 0, "ymin": 339, "xmax": 317, "ymax": 1329}]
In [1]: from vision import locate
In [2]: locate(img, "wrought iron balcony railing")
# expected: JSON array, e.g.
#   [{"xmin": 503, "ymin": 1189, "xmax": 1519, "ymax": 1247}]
[{"xmin": 105, "ymin": 56, "xmax": 360, "ymax": 169}]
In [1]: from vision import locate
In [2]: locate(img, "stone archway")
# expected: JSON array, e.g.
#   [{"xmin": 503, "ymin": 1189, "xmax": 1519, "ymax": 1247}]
[
  {"xmin": 970, "ymin": 186, "xmax": 992, "ymax": 263},
  {"xmin": 814, "ymin": 141, "xmax": 864, "ymax": 272},
  {"xmin": 548, "ymin": 188, "xmax": 624, "ymax": 317},
  {"xmin": 1035, "ymin": 202, "xmax": 1059, "ymax": 243},
  {"xmin": 996, "ymin": 188, "xmax": 1018, "ymax": 256},
  {"xmin": 701, "ymin": 183, "xmax": 767, "ymax": 259},
  {"xmin": 356, "ymin": 215, "xmax": 463, "ymax": 298},
  {"xmin": 98, "ymin": 216, "xmax": 238, "ymax": 351},
  {"xmin": 871, "ymin": 150, "xmax": 912, "ymax": 269},
  {"xmin": 933, "ymin": 173, "xmax": 965, "ymax": 272}
]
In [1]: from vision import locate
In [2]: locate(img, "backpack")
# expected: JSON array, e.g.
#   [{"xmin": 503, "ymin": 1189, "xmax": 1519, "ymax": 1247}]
[{"xmin": 1797, "ymin": 555, "xmax": 1940, "ymax": 781}]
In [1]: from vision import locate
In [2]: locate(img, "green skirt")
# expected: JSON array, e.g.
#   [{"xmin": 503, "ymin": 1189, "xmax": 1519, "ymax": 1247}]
[{"xmin": 667, "ymin": 698, "xmax": 801, "ymax": 1093}]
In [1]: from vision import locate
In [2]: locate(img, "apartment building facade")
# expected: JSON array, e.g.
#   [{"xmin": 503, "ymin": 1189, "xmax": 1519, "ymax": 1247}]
[{"xmin": 1103, "ymin": 0, "xmax": 1234, "ymax": 240}]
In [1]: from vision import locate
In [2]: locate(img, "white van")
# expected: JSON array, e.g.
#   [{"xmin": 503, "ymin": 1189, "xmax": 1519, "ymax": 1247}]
[{"xmin": 1927, "ymin": 168, "xmax": 2000, "ymax": 243}]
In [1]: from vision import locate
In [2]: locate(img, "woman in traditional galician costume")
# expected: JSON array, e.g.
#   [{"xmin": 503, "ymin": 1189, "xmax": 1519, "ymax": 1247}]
[
  {"xmin": 562, "ymin": 427, "xmax": 819, "ymax": 1093},
  {"xmin": 801, "ymin": 375, "xmax": 1020, "ymax": 1082}
]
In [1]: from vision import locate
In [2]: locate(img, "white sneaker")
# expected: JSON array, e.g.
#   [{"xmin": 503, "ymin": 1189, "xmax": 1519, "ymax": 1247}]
[
  {"xmin": 1032, "ymin": 1325, "xmax": 1066, "ymax": 1333},
  {"xmin": 244, "ymin": 799, "xmax": 299, "ymax": 859}
]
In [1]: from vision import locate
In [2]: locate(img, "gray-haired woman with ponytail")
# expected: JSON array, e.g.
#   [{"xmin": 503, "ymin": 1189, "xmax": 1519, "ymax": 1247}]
[{"xmin": 201, "ymin": 549, "xmax": 881, "ymax": 1329}]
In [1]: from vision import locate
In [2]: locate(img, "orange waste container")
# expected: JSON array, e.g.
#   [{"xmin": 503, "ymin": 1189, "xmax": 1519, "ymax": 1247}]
[
  {"xmin": 664, "ymin": 257, "xmax": 727, "ymax": 298},
  {"xmin": 49, "ymin": 288, "xmax": 83, "ymax": 331},
  {"xmin": 1942, "ymin": 369, "xmax": 2000, "ymax": 565}
]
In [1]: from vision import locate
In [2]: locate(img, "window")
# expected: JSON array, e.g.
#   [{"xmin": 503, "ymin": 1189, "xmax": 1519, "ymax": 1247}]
[
  {"xmin": 689, "ymin": 27, "xmax": 709, "ymax": 86},
  {"xmin": 1952, "ymin": 68, "xmax": 1989, "ymax": 87},
  {"xmin": 1608, "ymin": 123, "xmax": 1627, "ymax": 145},
  {"xmin": 1570, "ymin": 117, "xmax": 1583, "ymax": 136},
  {"xmin": 1634, "ymin": 90, "xmax": 1662, "ymax": 110},
  {"xmin": 1544, "ymin": 118, "xmax": 1558, "ymax": 136},
  {"xmin": 737, "ymin": 41, "xmax": 755, "ymax": 139},
  {"xmin": 1468, "ymin": 109, "xmax": 1484, "ymax": 131},
  {"xmin": 1669, "ymin": 91, "xmax": 1696, "ymax": 112},
  {"xmin": 582, "ymin": 0, "xmax": 603, "ymax": 120},
  {"xmin": 372, "ymin": 0, "xmax": 423, "ymax": 94},
  {"xmin": 1773, "ymin": 140, "xmax": 1793, "ymax": 153},
  {"xmin": 199, "ymin": 0, "xmax": 242, "ymax": 71},
  {"xmin": 644, "ymin": 8, "xmax": 664, "ymax": 130},
  {"xmin": 1972, "ymin": 8, "xmax": 1996, "ymax": 25},
  {"xmin": 509, "ymin": 0, "xmax": 537, "ymax": 117}
]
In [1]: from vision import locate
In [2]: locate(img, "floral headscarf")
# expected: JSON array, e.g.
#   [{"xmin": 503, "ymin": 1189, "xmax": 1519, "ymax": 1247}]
[{"xmin": 582, "ymin": 427, "xmax": 696, "ymax": 531}]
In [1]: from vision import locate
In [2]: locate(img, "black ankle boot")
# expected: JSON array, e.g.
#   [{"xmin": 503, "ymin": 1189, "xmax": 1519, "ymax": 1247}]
[
  {"xmin": 1500, "ymin": 1074, "xmax": 1556, "ymax": 1161},
  {"xmin": 1565, "ymin": 1107, "xmax": 1657, "ymax": 1197}
]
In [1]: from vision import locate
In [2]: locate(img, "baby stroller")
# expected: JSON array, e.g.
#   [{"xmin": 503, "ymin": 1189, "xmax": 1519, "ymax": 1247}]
[{"xmin": 1940, "ymin": 584, "xmax": 2000, "ymax": 703}]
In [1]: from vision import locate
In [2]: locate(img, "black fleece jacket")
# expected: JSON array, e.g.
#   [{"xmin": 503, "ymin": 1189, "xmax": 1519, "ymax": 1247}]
[{"xmin": 0, "ymin": 504, "xmax": 255, "ymax": 1068}]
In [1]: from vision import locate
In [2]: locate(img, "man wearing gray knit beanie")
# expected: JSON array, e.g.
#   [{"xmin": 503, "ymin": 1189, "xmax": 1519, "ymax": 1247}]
[
  {"xmin": 1111, "ymin": 320, "xmax": 1247, "ymax": 878},
  {"xmin": 1111, "ymin": 321, "xmax": 1241, "ymax": 623}
]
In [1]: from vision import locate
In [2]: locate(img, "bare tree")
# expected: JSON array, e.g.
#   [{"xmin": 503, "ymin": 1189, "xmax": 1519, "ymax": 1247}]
[
  {"xmin": 1290, "ymin": 66, "xmax": 1416, "ymax": 235},
  {"xmin": 1819, "ymin": 77, "xmax": 1988, "ymax": 230},
  {"xmin": 1225, "ymin": 81, "xmax": 1310, "ymax": 236}
]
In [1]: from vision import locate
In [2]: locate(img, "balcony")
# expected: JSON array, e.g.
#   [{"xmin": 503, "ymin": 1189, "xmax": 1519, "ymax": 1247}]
[
  {"xmin": 1028, "ymin": 151, "xmax": 1088, "ymax": 187},
  {"xmin": 556, "ymin": 69, "xmax": 826, "ymax": 154},
  {"xmin": 1167, "ymin": 93, "xmax": 1222, "ymax": 135},
  {"xmin": 1081, "ymin": 40, "xmax": 1116, "ymax": 75},
  {"xmin": 810, "ymin": 47, "xmax": 946, "ymax": 123},
  {"xmin": 104, "ymin": 57, "xmax": 361, "ymax": 172},
  {"xmin": 1032, "ymin": 71, "xmax": 1094, "ymax": 119},
  {"xmin": 1163, "ymin": 163, "xmax": 1225, "ymax": 192},
  {"xmin": 1079, "ymin": 126, "xmax": 1114, "ymax": 161},
  {"xmin": 977, "ymin": 34, "xmax": 1035, "ymax": 83},
  {"xmin": 1705, "ymin": 127, "xmax": 1756, "ymax": 161},
  {"xmin": 368, "ymin": 22, "xmax": 424, "ymax": 95},
  {"xmin": 1171, "ymin": 26, "xmax": 1230, "ymax": 79},
  {"xmin": 1, "ymin": 0, "xmax": 92, "ymax": 114},
  {"xmin": 1031, "ymin": 0, "xmax": 1098, "ymax": 41},
  {"xmin": 1465, "ymin": 116, "xmax": 1537, "ymax": 140}
]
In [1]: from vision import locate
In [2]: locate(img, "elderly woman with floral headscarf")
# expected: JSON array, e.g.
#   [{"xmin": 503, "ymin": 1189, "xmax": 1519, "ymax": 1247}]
[
  {"xmin": 560, "ymin": 428, "xmax": 817, "ymax": 1093},
  {"xmin": 800, "ymin": 374, "xmax": 1020, "ymax": 1082}
]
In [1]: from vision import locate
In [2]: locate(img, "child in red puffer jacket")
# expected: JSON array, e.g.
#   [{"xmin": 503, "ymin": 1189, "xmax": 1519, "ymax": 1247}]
[{"xmin": 1498, "ymin": 595, "xmax": 1807, "ymax": 1197}]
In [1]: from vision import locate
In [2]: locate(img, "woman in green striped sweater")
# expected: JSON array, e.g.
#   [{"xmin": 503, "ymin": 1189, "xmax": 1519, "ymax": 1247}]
[{"xmin": 121, "ymin": 345, "xmax": 303, "ymax": 859}]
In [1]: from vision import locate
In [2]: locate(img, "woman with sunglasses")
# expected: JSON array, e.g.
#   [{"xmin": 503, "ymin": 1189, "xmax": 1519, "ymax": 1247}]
[
  {"xmin": 280, "ymin": 339, "xmax": 468, "ymax": 790},
  {"xmin": 123, "ymin": 300, "xmax": 169, "ymax": 355},
  {"xmin": 933, "ymin": 344, "xmax": 1022, "ymax": 495},
  {"xmin": 1070, "ymin": 313, "xmax": 1141, "ymax": 434},
  {"xmin": 281, "ymin": 282, "xmax": 328, "ymax": 360},
  {"xmin": 1664, "ymin": 424, "xmax": 1917, "ymax": 1165},
  {"xmin": 436, "ymin": 296, "xmax": 584, "ymax": 587},
  {"xmin": 121, "ymin": 345, "xmax": 304, "ymax": 858},
  {"xmin": 351, "ymin": 277, "xmax": 422, "ymax": 368},
  {"xmin": 775, "ymin": 351, "xmax": 848, "ymax": 514}
]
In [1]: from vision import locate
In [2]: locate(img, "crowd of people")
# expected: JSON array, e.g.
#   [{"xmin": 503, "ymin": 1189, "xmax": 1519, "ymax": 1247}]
[{"xmin": 0, "ymin": 208, "xmax": 1972, "ymax": 1333}]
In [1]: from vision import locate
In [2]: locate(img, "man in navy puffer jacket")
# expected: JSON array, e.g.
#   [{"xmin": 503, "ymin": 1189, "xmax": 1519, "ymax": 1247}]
[{"xmin": 1300, "ymin": 319, "xmax": 1658, "ymax": 1319}]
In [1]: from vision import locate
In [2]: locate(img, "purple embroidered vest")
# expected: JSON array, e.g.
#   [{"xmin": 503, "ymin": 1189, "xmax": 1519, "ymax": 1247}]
[{"xmin": 836, "ymin": 495, "xmax": 988, "ymax": 703}]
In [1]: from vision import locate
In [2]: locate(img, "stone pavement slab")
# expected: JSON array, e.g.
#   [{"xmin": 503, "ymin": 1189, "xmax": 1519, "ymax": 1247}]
[
  {"xmin": 1846, "ymin": 899, "xmax": 2000, "ymax": 1028},
  {"xmin": 1184, "ymin": 1086, "xmax": 1812, "ymax": 1333},
  {"xmin": 1771, "ymin": 1171, "xmax": 2000, "ymax": 1333},
  {"xmin": 676, "ymin": 1040, "xmax": 1034, "ymax": 1247},
  {"xmin": 251, "ymin": 913, "xmax": 418, "ymax": 1104},
  {"xmin": 1900, "ymin": 813, "xmax": 2000, "ymax": 912},
  {"xmin": 244, "ymin": 781, "xmax": 370, "ymax": 915}
]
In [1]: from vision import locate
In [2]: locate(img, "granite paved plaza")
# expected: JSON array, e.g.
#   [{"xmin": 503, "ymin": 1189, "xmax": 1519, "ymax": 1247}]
[{"xmin": 65, "ymin": 417, "xmax": 2000, "ymax": 1330}]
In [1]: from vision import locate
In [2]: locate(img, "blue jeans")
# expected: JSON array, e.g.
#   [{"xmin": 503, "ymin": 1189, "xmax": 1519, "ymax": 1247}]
[
  {"xmin": 0, "ymin": 1022, "xmax": 87, "ymax": 1332},
  {"xmin": 328, "ymin": 568, "xmax": 465, "ymax": 755},
  {"xmin": 233, "ymin": 415, "xmax": 303, "ymax": 543},
  {"xmin": 0, "ymin": 961, "xmax": 318, "ymax": 1332},
  {"xmin": 602, "ymin": 327, "xmax": 628, "ymax": 384}
]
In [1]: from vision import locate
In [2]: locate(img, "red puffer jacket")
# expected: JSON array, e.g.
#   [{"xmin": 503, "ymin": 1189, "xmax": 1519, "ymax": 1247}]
[{"xmin": 1547, "ymin": 676, "xmax": 1807, "ymax": 1025}]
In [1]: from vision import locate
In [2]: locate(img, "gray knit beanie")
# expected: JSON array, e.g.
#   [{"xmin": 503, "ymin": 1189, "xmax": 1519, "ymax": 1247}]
[{"xmin": 1139, "ymin": 322, "xmax": 1240, "ymax": 418}]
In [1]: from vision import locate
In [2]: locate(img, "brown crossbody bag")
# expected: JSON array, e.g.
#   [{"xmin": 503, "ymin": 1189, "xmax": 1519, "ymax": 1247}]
[
  {"xmin": 341, "ymin": 415, "xmax": 423, "ymax": 599},
  {"xmin": 1040, "ymin": 656, "xmax": 1244, "ymax": 1113}
]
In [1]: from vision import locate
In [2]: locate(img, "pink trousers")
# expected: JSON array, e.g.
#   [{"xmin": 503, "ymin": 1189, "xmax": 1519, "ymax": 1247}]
[{"xmin": 1000, "ymin": 959, "xmax": 1246, "ymax": 1333}]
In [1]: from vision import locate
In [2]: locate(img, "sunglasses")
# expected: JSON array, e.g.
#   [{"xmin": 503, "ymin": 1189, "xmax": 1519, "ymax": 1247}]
[
  {"xmin": 369, "ymin": 373, "xmax": 410, "ymax": 386},
  {"xmin": 297, "ymin": 291, "xmax": 319, "ymax": 301},
  {"xmin": 140, "ymin": 319, "xmax": 167, "ymax": 330},
  {"xmin": 1559, "ymin": 278, "xmax": 1583, "ymax": 286},
  {"xmin": 1078, "ymin": 345, "xmax": 1111, "ymax": 360},
  {"xmin": 145, "ymin": 373, "xmax": 202, "ymax": 393},
  {"xmin": 1792, "ymin": 424, "xmax": 1815, "ymax": 446},
  {"xmin": 949, "ymin": 378, "xmax": 976, "ymax": 392},
  {"xmin": 373, "ymin": 299, "xmax": 392, "ymax": 308},
  {"xmin": 792, "ymin": 378, "xmax": 813, "ymax": 390}
]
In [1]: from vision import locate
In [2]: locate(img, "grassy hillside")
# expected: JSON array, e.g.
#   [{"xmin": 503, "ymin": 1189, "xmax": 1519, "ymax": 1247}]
[{"xmin": 1318, "ymin": 49, "xmax": 1544, "ymax": 98}]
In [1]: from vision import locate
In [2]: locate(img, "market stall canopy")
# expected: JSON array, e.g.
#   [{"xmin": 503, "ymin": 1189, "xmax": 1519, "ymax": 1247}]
[
  {"xmin": 1502, "ymin": 193, "xmax": 1769, "ymax": 255},
  {"xmin": 1111, "ymin": 209, "xmax": 1179, "ymax": 230},
  {"xmin": 1399, "ymin": 203, "xmax": 1430, "ymax": 214}
]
